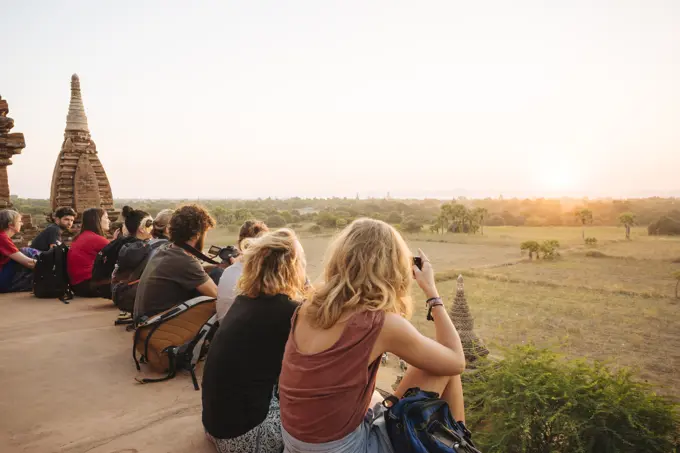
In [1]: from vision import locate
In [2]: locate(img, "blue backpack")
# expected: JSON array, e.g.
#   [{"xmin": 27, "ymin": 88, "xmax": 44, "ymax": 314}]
[{"xmin": 384, "ymin": 387, "xmax": 481, "ymax": 453}]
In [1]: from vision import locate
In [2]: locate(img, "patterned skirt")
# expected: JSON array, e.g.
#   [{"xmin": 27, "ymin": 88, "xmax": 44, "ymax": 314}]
[{"xmin": 206, "ymin": 396, "xmax": 283, "ymax": 453}]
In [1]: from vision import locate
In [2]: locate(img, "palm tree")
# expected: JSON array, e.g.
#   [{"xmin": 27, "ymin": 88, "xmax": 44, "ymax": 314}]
[
  {"xmin": 574, "ymin": 209, "xmax": 593, "ymax": 240},
  {"xmin": 618, "ymin": 212, "xmax": 636, "ymax": 240},
  {"xmin": 473, "ymin": 207, "xmax": 488, "ymax": 235},
  {"xmin": 450, "ymin": 204, "xmax": 468, "ymax": 233}
]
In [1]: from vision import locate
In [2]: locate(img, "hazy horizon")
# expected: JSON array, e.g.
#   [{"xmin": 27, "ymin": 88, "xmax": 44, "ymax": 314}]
[{"xmin": 2, "ymin": 1, "xmax": 679, "ymax": 200}]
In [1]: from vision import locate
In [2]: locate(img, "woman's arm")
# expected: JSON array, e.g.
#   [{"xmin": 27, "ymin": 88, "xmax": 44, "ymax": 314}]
[
  {"xmin": 9, "ymin": 251, "xmax": 36, "ymax": 269},
  {"xmin": 374, "ymin": 249, "xmax": 465, "ymax": 376}
]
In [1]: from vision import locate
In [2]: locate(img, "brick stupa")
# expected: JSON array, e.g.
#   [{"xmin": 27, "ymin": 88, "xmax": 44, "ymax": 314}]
[
  {"xmin": 0, "ymin": 96, "xmax": 36, "ymax": 245},
  {"xmin": 50, "ymin": 74, "xmax": 116, "ymax": 219},
  {"xmin": 450, "ymin": 274, "xmax": 489, "ymax": 365}
]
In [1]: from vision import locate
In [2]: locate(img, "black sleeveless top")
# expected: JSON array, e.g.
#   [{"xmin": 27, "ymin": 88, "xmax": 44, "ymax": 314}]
[{"xmin": 201, "ymin": 293, "xmax": 299, "ymax": 439}]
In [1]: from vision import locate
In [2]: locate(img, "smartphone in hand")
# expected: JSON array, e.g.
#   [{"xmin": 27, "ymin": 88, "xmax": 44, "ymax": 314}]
[{"xmin": 413, "ymin": 256, "xmax": 423, "ymax": 270}]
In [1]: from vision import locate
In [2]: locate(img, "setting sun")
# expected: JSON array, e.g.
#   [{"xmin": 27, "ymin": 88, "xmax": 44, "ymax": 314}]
[{"xmin": 533, "ymin": 158, "xmax": 581, "ymax": 194}]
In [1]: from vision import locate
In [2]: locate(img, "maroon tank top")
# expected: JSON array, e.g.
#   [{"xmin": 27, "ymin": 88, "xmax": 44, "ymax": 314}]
[{"xmin": 279, "ymin": 308, "xmax": 386, "ymax": 443}]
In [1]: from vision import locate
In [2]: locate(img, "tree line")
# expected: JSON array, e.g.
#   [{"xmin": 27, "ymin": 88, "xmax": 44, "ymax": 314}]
[{"xmin": 8, "ymin": 195, "xmax": 679, "ymax": 232}]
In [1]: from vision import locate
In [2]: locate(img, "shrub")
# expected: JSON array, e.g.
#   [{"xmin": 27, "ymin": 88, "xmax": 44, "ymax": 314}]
[
  {"xmin": 648, "ymin": 216, "xmax": 680, "ymax": 236},
  {"xmin": 585, "ymin": 237, "xmax": 598, "ymax": 246},
  {"xmin": 486, "ymin": 215, "xmax": 505, "ymax": 226},
  {"xmin": 540, "ymin": 239, "xmax": 560, "ymax": 259},
  {"xmin": 465, "ymin": 346, "xmax": 680, "ymax": 453},
  {"xmin": 316, "ymin": 211, "xmax": 338, "ymax": 228},
  {"xmin": 401, "ymin": 218, "xmax": 424, "ymax": 233},
  {"xmin": 308, "ymin": 224, "xmax": 322, "ymax": 234},
  {"xmin": 335, "ymin": 218, "xmax": 348, "ymax": 229},
  {"xmin": 266, "ymin": 214, "xmax": 287, "ymax": 228},
  {"xmin": 520, "ymin": 240, "xmax": 540, "ymax": 259},
  {"xmin": 386, "ymin": 212, "xmax": 403, "ymax": 224},
  {"xmin": 586, "ymin": 250, "xmax": 608, "ymax": 258}
]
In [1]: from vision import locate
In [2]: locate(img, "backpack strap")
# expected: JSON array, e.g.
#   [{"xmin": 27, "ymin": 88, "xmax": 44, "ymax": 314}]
[
  {"xmin": 135, "ymin": 346, "xmax": 178, "ymax": 385},
  {"xmin": 173, "ymin": 242, "xmax": 220, "ymax": 265}
]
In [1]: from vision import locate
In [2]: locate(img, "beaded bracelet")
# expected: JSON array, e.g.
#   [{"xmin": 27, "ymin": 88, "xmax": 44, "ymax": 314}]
[{"xmin": 426, "ymin": 297, "xmax": 444, "ymax": 321}]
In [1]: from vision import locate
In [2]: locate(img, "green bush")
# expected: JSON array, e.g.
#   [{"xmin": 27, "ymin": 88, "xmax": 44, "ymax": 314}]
[
  {"xmin": 464, "ymin": 346, "xmax": 680, "ymax": 453},
  {"xmin": 585, "ymin": 237, "xmax": 598, "ymax": 246},
  {"xmin": 540, "ymin": 239, "xmax": 560, "ymax": 259},
  {"xmin": 266, "ymin": 214, "xmax": 287, "ymax": 228},
  {"xmin": 308, "ymin": 224, "xmax": 322, "ymax": 234},
  {"xmin": 387, "ymin": 211, "xmax": 403, "ymax": 224},
  {"xmin": 401, "ymin": 217, "xmax": 424, "ymax": 233},
  {"xmin": 520, "ymin": 240, "xmax": 540, "ymax": 259}
]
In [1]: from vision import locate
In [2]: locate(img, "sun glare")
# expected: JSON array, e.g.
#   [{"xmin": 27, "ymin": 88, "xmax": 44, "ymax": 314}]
[{"xmin": 533, "ymin": 158, "xmax": 580, "ymax": 194}]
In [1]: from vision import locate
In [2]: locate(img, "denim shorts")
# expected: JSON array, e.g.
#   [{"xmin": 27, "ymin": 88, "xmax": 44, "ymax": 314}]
[{"xmin": 281, "ymin": 403, "xmax": 394, "ymax": 453}]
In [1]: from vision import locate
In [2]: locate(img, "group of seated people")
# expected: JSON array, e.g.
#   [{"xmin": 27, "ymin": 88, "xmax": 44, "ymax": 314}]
[{"xmin": 0, "ymin": 203, "xmax": 467, "ymax": 453}]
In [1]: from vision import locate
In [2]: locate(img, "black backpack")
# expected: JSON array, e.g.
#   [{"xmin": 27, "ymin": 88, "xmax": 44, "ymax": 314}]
[
  {"xmin": 112, "ymin": 240, "xmax": 167, "ymax": 313},
  {"xmin": 33, "ymin": 244, "xmax": 73, "ymax": 303},
  {"xmin": 91, "ymin": 236, "xmax": 139, "ymax": 287}
]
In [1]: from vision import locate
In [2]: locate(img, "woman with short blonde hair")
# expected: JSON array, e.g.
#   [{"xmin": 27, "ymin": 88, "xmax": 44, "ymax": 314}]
[
  {"xmin": 278, "ymin": 218, "xmax": 467, "ymax": 452},
  {"xmin": 202, "ymin": 228, "xmax": 306, "ymax": 453}
]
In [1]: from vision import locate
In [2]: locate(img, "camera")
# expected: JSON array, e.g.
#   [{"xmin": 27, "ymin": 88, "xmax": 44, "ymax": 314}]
[{"xmin": 208, "ymin": 245, "xmax": 240, "ymax": 263}]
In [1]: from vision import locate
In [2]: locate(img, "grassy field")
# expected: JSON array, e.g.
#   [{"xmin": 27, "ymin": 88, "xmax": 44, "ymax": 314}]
[{"xmin": 208, "ymin": 225, "xmax": 680, "ymax": 397}]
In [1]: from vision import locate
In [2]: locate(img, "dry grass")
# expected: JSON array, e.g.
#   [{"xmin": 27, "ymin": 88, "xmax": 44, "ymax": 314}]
[
  {"xmin": 408, "ymin": 226, "xmax": 648, "ymax": 247},
  {"xmin": 409, "ymin": 277, "xmax": 680, "ymax": 398},
  {"xmin": 475, "ymin": 256, "xmax": 680, "ymax": 298},
  {"xmin": 595, "ymin": 237, "xmax": 680, "ymax": 260}
]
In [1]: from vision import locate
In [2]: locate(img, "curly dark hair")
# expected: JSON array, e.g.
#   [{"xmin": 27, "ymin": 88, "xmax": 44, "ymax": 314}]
[
  {"xmin": 238, "ymin": 220, "xmax": 269, "ymax": 248},
  {"xmin": 169, "ymin": 205, "xmax": 216, "ymax": 244},
  {"xmin": 54, "ymin": 207, "xmax": 77, "ymax": 219}
]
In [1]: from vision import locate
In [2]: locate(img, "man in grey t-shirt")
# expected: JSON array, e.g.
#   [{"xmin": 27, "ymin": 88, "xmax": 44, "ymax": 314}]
[{"xmin": 134, "ymin": 205, "xmax": 218, "ymax": 322}]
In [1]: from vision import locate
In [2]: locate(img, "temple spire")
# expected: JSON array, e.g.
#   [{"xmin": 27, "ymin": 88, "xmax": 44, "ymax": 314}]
[
  {"xmin": 65, "ymin": 74, "xmax": 89, "ymax": 132},
  {"xmin": 449, "ymin": 274, "xmax": 489, "ymax": 365}
]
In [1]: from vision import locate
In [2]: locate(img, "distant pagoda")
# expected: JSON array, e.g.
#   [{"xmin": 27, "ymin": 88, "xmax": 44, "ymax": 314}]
[
  {"xmin": 450, "ymin": 274, "xmax": 489, "ymax": 365},
  {"xmin": 50, "ymin": 74, "xmax": 116, "ymax": 219},
  {"xmin": 0, "ymin": 95, "xmax": 25, "ymax": 208},
  {"xmin": 0, "ymin": 95, "xmax": 37, "ymax": 245}
]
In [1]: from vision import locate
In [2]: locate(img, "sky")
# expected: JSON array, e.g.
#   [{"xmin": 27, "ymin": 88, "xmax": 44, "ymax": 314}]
[{"xmin": 2, "ymin": 0, "xmax": 679, "ymax": 200}]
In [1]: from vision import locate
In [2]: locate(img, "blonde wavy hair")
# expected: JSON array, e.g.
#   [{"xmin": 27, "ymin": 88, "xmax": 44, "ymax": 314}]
[
  {"xmin": 305, "ymin": 218, "xmax": 413, "ymax": 329},
  {"xmin": 238, "ymin": 228, "xmax": 307, "ymax": 300}
]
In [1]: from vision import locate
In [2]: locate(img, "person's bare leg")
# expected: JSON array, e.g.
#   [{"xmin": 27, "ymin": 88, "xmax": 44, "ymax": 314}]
[
  {"xmin": 394, "ymin": 366, "xmax": 465, "ymax": 422},
  {"xmin": 441, "ymin": 374, "xmax": 465, "ymax": 423}
]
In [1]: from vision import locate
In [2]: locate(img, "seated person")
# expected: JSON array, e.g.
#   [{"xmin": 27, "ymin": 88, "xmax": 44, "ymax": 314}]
[
  {"xmin": 66, "ymin": 208, "xmax": 111, "ymax": 297},
  {"xmin": 134, "ymin": 205, "xmax": 218, "ymax": 322},
  {"xmin": 216, "ymin": 219, "xmax": 269, "ymax": 322},
  {"xmin": 110, "ymin": 207, "xmax": 154, "ymax": 322},
  {"xmin": 30, "ymin": 207, "xmax": 76, "ymax": 252},
  {"xmin": 111, "ymin": 205, "xmax": 154, "ymax": 284},
  {"xmin": 278, "ymin": 219, "xmax": 467, "ymax": 453},
  {"xmin": 148, "ymin": 209, "xmax": 173, "ymax": 250},
  {"xmin": 202, "ymin": 228, "xmax": 306, "ymax": 453},
  {"xmin": 0, "ymin": 210, "xmax": 39, "ymax": 293}
]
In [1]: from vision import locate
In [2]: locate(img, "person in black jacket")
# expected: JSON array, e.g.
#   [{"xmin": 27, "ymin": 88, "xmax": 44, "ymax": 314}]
[
  {"xmin": 201, "ymin": 228, "xmax": 307, "ymax": 453},
  {"xmin": 30, "ymin": 207, "xmax": 76, "ymax": 251}
]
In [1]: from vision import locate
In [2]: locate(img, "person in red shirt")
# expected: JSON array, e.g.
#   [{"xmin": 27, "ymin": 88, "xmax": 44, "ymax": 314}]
[
  {"xmin": 67, "ymin": 208, "xmax": 111, "ymax": 297},
  {"xmin": 0, "ymin": 210, "xmax": 39, "ymax": 293}
]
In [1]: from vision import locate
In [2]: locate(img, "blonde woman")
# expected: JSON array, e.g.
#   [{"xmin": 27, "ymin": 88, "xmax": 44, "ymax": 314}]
[
  {"xmin": 278, "ymin": 218, "xmax": 466, "ymax": 452},
  {"xmin": 202, "ymin": 228, "xmax": 306, "ymax": 453}
]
